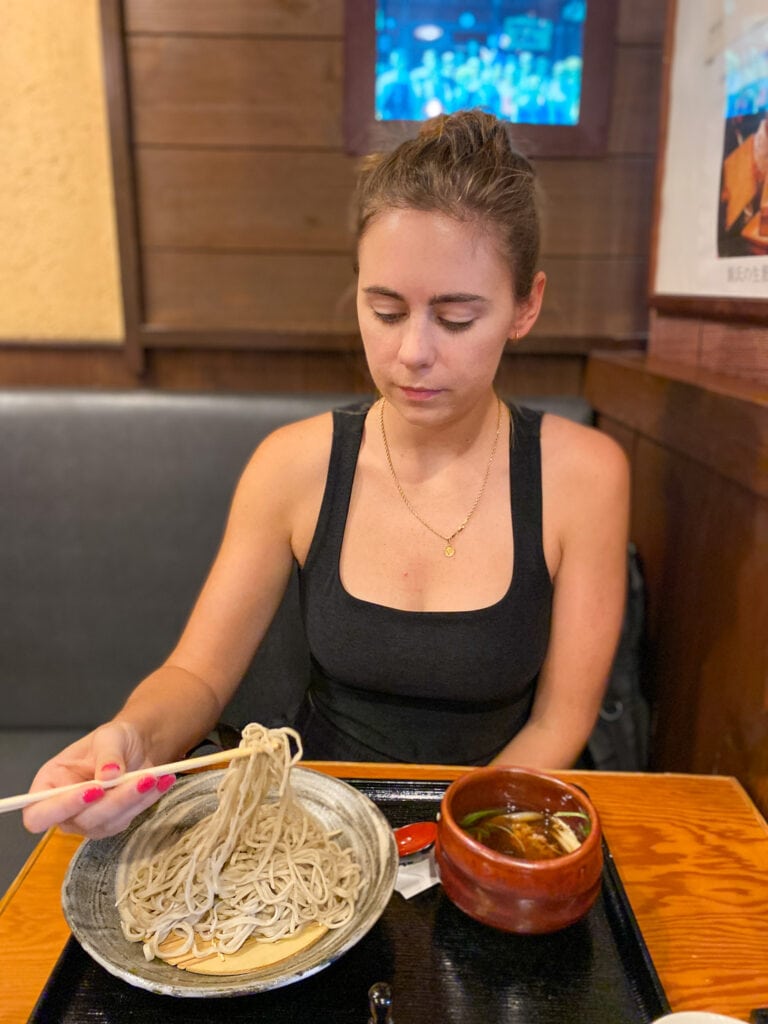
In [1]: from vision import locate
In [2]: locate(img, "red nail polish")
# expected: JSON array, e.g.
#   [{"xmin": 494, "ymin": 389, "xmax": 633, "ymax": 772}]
[
  {"xmin": 136, "ymin": 775, "xmax": 156, "ymax": 794},
  {"xmin": 82, "ymin": 786, "xmax": 104, "ymax": 804},
  {"xmin": 100, "ymin": 763, "xmax": 121, "ymax": 774},
  {"xmin": 156, "ymin": 774, "xmax": 176, "ymax": 793}
]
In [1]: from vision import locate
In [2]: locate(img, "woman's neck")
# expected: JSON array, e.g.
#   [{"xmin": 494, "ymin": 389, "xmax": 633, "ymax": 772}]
[{"xmin": 375, "ymin": 391, "xmax": 503, "ymax": 469}]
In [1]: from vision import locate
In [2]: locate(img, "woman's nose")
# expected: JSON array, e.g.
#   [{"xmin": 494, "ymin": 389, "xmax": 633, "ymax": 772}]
[{"xmin": 397, "ymin": 315, "xmax": 436, "ymax": 368}]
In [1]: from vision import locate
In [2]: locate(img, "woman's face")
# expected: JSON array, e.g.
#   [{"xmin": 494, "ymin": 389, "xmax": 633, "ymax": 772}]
[{"xmin": 356, "ymin": 208, "xmax": 543, "ymax": 422}]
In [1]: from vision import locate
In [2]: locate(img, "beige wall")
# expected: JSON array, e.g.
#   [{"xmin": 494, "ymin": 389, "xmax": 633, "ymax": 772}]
[{"xmin": 0, "ymin": 0, "xmax": 123, "ymax": 342}]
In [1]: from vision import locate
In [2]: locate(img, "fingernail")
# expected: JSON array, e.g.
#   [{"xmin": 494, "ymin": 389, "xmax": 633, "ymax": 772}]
[
  {"xmin": 136, "ymin": 775, "xmax": 157, "ymax": 794},
  {"xmin": 100, "ymin": 762, "xmax": 121, "ymax": 774},
  {"xmin": 82, "ymin": 786, "xmax": 104, "ymax": 804},
  {"xmin": 156, "ymin": 774, "xmax": 176, "ymax": 793}
]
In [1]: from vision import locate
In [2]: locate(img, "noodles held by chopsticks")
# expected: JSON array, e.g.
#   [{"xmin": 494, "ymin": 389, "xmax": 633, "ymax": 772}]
[{"xmin": 116, "ymin": 724, "xmax": 363, "ymax": 962}]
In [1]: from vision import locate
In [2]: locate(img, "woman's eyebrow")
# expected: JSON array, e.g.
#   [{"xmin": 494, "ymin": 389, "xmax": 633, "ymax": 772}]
[
  {"xmin": 430, "ymin": 292, "xmax": 488, "ymax": 305},
  {"xmin": 362, "ymin": 285, "xmax": 403, "ymax": 299},
  {"xmin": 362, "ymin": 286, "xmax": 487, "ymax": 304}
]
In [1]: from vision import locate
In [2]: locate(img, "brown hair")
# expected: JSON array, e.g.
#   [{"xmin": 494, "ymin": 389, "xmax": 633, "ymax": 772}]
[{"xmin": 354, "ymin": 110, "xmax": 541, "ymax": 300}]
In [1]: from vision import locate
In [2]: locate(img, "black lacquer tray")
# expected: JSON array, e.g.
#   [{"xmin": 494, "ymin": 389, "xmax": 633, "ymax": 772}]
[{"xmin": 29, "ymin": 778, "xmax": 670, "ymax": 1024}]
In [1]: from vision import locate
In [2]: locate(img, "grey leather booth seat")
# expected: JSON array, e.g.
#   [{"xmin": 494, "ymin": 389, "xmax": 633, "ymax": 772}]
[{"xmin": 0, "ymin": 388, "xmax": 594, "ymax": 893}]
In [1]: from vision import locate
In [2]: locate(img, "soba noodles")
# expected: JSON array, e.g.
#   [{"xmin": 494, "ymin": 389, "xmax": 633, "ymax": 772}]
[{"xmin": 116, "ymin": 724, "xmax": 363, "ymax": 963}]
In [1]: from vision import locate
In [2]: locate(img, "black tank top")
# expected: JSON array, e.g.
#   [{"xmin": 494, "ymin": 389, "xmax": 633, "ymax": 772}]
[{"xmin": 296, "ymin": 402, "xmax": 553, "ymax": 764}]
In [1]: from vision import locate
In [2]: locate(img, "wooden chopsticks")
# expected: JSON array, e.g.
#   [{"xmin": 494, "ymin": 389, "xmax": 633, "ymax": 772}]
[{"xmin": 0, "ymin": 745, "xmax": 253, "ymax": 815}]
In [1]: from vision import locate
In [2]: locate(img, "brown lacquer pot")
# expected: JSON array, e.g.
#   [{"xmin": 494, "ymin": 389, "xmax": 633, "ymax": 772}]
[{"xmin": 435, "ymin": 766, "xmax": 603, "ymax": 934}]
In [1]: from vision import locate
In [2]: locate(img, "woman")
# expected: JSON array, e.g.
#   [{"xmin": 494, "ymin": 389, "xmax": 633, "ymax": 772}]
[{"xmin": 24, "ymin": 110, "xmax": 628, "ymax": 840}]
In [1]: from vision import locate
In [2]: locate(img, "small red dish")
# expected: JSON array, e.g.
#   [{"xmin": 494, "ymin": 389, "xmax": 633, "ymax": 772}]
[
  {"xmin": 435, "ymin": 766, "xmax": 603, "ymax": 934},
  {"xmin": 393, "ymin": 820, "xmax": 437, "ymax": 860}
]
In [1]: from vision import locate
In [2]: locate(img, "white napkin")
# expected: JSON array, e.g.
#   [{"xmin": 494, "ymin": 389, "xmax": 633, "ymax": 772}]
[
  {"xmin": 653, "ymin": 1014, "xmax": 748, "ymax": 1023},
  {"xmin": 394, "ymin": 849, "xmax": 440, "ymax": 899}
]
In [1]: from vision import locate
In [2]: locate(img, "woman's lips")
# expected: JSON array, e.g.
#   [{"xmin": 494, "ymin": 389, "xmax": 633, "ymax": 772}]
[{"xmin": 399, "ymin": 387, "xmax": 442, "ymax": 400}]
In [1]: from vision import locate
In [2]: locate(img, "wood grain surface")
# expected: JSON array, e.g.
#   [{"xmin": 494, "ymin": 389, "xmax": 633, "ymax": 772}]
[{"xmin": 1, "ymin": 767, "xmax": 766, "ymax": 1023}]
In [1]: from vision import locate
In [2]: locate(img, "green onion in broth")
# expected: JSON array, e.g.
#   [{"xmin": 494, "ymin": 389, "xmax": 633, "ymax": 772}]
[{"xmin": 458, "ymin": 806, "xmax": 590, "ymax": 860}]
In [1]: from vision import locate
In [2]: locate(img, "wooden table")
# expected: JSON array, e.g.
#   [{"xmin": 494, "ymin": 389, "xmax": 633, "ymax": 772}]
[{"xmin": 1, "ymin": 765, "xmax": 767, "ymax": 1024}]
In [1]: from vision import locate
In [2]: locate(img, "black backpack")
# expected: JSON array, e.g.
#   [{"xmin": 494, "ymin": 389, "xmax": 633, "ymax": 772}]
[{"xmin": 587, "ymin": 544, "xmax": 651, "ymax": 771}]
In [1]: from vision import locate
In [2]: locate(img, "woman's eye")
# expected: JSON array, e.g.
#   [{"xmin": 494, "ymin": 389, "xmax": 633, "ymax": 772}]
[
  {"xmin": 439, "ymin": 318, "xmax": 474, "ymax": 332},
  {"xmin": 370, "ymin": 310, "xmax": 474, "ymax": 331},
  {"xmin": 372, "ymin": 310, "xmax": 404, "ymax": 324}
]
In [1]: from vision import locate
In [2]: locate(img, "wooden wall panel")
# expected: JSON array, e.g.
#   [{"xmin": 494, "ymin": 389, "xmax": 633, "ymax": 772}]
[
  {"xmin": 146, "ymin": 348, "xmax": 372, "ymax": 393},
  {"xmin": 136, "ymin": 149, "xmax": 357, "ymax": 251},
  {"xmin": 0, "ymin": 346, "xmax": 138, "ymax": 387},
  {"xmin": 142, "ymin": 252, "xmax": 357, "ymax": 333},
  {"xmin": 538, "ymin": 158, "xmax": 655, "ymax": 258},
  {"xmin": 495, "ymin": 353, "xmax": 584, "ymax": 396},
  {"xmin": 649, "ymin": 312, "xmax": 768, "ymax": 387},
  {"xmin": 587, "ymin": 350, "xmax": 768, "ymax": 815},
  {"xmin": 125, "ymin": 0, "xmax": 342, "ymax": 36},
  {"xmin": 536, "ymin": 257, "xmax": 649, "ymax": 340},
  {"xmin": 128, "ymin": 37, "xmax": 343, "ymax": 147},
  {"xmin": 607, "ymin": 46, "xmax": 663, "ymax": 156},
  {"xmin": 617, "ymin": 0, "xmax": 667, "ymax": 45},
  {"xmin": 0, "ymin": 346, "xmax": 584, "ymax": 398},
  {"xmin": 631, "ymin": 435, "xmax": 768, "ymax": 809},
  {"xmin": 699, "ymin": 321, "xmax": 768, "ymax": 385},
  {"xmin": 646, "ymin": 310, "xmax": 702, "ymax": 364}
]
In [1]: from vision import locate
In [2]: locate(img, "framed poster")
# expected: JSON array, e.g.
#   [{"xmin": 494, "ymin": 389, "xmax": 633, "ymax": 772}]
[
  {"xmin": 650, "ymin": 0, "xmax": 768, "ymax": 322},
  {"xmin": 344, "ymin": 0, "xmax": 617, "ymax": 158}
]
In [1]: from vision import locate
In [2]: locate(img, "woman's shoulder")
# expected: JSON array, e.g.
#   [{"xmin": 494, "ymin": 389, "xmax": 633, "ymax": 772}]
[
  {"xmin": 540, "ymin": 409, "xmax": 626, "ymax": 457},
  {"xmin": 234, "ymin": 400, "xmax": 369, "ymax": 497},
  {"xmin": 251, "ymin": 408, "xmax": 335, "ymax": 473},
  {"xmin": 231, "ymin": 410, "xmax": 337, "ymax": 513},
  {"xmin": 540, "ymin": 412, "xmax": 629, "ymax": 515},
  {"xmin": 263, "ymin": 399, "xmax": 370, "ymax": 458}
]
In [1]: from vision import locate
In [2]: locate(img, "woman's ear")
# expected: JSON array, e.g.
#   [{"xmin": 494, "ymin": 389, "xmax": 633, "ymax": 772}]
[{"xmin": 513, "ymin": 270, "xmax": 547, "ymax": 341}]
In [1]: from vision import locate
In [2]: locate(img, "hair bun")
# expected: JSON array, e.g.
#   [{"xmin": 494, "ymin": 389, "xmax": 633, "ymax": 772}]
[{"xmin": 417, "ymin": 113, "xmax": 449, "ymax": 140}]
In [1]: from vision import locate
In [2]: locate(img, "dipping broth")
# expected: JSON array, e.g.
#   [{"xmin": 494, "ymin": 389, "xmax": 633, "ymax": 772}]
[{"xmin": 458, "ymin": 806, "xmax": 589, "ymax": 861}]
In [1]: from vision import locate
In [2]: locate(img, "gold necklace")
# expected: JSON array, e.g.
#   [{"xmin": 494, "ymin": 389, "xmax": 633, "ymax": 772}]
[{"xmin": 379, "ymin": 396, "xmax": 503, "ymax": 558}]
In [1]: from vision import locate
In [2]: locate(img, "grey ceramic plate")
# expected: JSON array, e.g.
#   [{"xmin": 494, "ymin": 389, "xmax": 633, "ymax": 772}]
[{"xmin": 62, "ymin": 767, "xmax": 398, "ymax": 997}]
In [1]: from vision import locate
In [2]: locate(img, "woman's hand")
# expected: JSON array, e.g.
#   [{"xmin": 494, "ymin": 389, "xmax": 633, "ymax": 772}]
[{"xmin": 22, "ymin": 721, "xmax": 174, "ymax": 840}]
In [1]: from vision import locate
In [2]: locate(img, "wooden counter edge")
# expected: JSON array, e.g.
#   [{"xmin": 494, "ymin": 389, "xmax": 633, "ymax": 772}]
[{"xmin": 0, "ymin": 827, "xmax": 61, "ymax": 915}]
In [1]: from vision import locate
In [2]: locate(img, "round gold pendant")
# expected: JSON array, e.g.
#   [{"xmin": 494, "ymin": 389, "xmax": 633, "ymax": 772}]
[{"xmin": 444, "ymin": 544, "xmax": 455, "ymax": 558}]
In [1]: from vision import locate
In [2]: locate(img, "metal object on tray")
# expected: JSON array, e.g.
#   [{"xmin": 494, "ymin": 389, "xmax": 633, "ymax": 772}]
[{"xmin": 368, "ymin": 981, "xmax": 394, "ymax": 1023}]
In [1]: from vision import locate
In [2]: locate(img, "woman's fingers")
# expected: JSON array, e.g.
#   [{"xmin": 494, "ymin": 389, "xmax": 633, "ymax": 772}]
[
  {"xmin": 22, "ymin": 720, "xmax": 167, "ymax": 838},
  {"xmin": 24, "ymin": 772, "xmax": 169, "ymax": 838}
]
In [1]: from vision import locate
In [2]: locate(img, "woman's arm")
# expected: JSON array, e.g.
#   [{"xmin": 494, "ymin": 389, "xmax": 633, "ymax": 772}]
[
  {"xmin": 493, "ymin": 420, "xmax": 630, "ymax": 769},
  {"xmin": 23, "ymin": 414, "xmax": 332, "ymax": 837}
]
